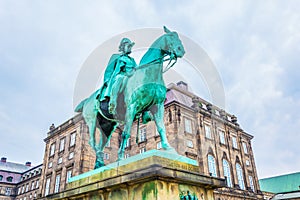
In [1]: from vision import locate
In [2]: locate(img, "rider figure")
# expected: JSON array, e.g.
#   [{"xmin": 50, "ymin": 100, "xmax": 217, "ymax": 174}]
[{"xmin": 99, "ymin": 38, "xmax": 137, "ymax": 115}]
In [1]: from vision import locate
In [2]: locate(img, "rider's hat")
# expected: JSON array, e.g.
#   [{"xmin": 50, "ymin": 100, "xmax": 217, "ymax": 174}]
[{"xmin": 120, "ymin": 38, "xmax": 135, "ymax": 47}]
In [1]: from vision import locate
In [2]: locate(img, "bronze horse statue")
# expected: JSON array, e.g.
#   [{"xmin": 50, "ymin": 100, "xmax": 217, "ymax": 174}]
[{"xmin": 75, "ymin": 26, "xmax": 185, "ymax": 168}]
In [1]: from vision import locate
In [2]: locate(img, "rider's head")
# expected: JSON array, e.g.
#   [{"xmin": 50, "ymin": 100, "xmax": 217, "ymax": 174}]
[{"xmin": 119, "ymin": 38, "xmax": 135, "ymax": 54}]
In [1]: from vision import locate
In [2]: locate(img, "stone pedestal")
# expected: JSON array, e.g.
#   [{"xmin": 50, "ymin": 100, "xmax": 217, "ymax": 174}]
[{"xmin": 48, "ymin": 150, "xmax": 225, "ymax": 200}]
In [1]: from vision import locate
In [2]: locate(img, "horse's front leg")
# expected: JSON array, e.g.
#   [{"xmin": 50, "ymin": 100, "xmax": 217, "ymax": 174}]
[
  {"xmin": 85, "ymin": 115, "xmax": 97, "ymax": 151},
  {"xmin": 118, "ymin": 106, "xmax": 135, "ymax": 160},
  {"xmin": 151, "ymin": 104, "xmax": 173, "ymax": 150}
]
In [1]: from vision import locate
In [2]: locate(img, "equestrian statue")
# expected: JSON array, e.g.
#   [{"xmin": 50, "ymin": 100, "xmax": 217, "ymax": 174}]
[{"xmin": 75, "ymin": 26, "xmax": 185, "ymax": 169}]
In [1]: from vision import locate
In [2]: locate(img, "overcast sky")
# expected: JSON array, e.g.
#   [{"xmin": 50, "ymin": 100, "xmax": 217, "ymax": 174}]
[{"xmin": 0, "ymin": 1, "xmax": 299, "ymax": 179}]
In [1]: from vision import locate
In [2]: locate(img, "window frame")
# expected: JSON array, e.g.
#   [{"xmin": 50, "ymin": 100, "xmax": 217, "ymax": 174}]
[
  {"xmin": 208, "ymin": 154, "xmax": 217, "ymax": 177},
  {"xmin": 236, "ymin": 163, "xmax": 245, "ymax": 190},
  {"xmin": 49, "ymin": 143, "xmax": 56, "ymax": 157},
  {"xmin": 59, "ymin": 137, "xmax": 65, "ymax": 152},
  {"xmin": 139, "ymin": 127, "xmax": 147, "ymax": 142},
  {"xmin": 222, "ymin": 159, "xmax": 232, "ymax": 187},
  {"xmin": 184, "ymin": 118, "xmax": 192, "ymax": 133},
  {"xmin": 219, "ymin": 130, "xmax": 226, "ymax": 144},
  {"xmin": 70, "ymin": 132, "xmax": 76, "ymax": 147},
  {"xmin": 242, "ymin": 142, "xmax": 248, "ymax": 154},
  {"xmin": 204, "ymin": 124, "xmax": 212, "ymax": 139},
  {"xmin": 232, "ymin": 136, "xmax": 238, "ymax": 149},
  {"xmin": 54, "ymin": 174, "xmax": 61, "ymax": 193}
]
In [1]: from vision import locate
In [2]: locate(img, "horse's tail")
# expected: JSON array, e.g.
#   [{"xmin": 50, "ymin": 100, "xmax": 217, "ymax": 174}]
[{"xmin": 74, "ymin": 99, "xmax": 87, "ymax": 113}]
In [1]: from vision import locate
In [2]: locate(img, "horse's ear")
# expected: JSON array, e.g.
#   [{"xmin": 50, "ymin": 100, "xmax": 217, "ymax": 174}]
[{"xmin": 163, "ymin": 26, "xmax": 171, "ymax": 33}]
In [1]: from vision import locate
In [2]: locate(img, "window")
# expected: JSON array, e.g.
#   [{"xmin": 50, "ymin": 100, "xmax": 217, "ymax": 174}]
[
  {"xmin": 45, "ymin": 178, "xmax": 50, "ymax": 196},
  {"xmin": 68, "ymin": 152, "xmax": 74, "ymax": 159},
  {"xmin": 236, "ymin": 163, "xmax": 245, "ymax": 190},
  {"xmin": 208, "ymin": 155, "xmax": 217, "ymax": 177},
  {"xmin": 105, "ymin": 139, "xmax": 111, "ymax": 147},
  {"xmin": 34, "ymin": 192, "xmax": 37, "ymax": 197},
  {"xmin": 155, "ymin": 129, "xmax": 160, "ymax": 136},
  {"xmin": 249, "ymin": 175, "xmax": 255, "ymax": 192},
  {"xmin": 22, "ymin": 185, "xmax": 25, "ymax": 193},
  {"xmin": 35, "ymin": 180, "xmax": 39, "ymax": 188},
  {"xmin": 70, "ymin": 132, "xmax": 76, "ymax": 146},
  {"xmin": 219, "ymin": 130, "xmax": 226, "ymax": 144},
  {"xmin": 31, "ymin": 181, "xmax": 35, "ymax": 190},
  {"xmin": 125, "ymin": 154, "xmax": 130, "ymax": 159},
  {"xmin": 186, "ymin": 140, "xmax": 193, "ymax": 148},
  {"xmin": 0, "ymin": 175, "xmax": 3, "ymax": 181},
  {"xmin": 139, "ymin": 127, "xmax": 147, "ymax": 142},
  {"xmin": 49, "ymin": 143, "xmax": 55, "ymax": 156},
  {"xmin": 66, "ymin": 170, "xmax": 72, "ymax": 183},
  {"xmin": 222, "ymin": 159, "xmax": 232, "ymax": 187},
  {"xmin": 157, "ymin": 141, "xmax": 162, "ymax": 149},
  {"xmin": 232, "ymin": 136, "xmax": 238, "ymax": 149},
  {"xmin": 59, "ymin": 138, "xmax": 65, "ymax": 152},
  {"xmin": 246, "ymin": 160, "xmax": 250, "ymax": 166},
  {"xmin": 104, "ymin": 153, "xmax": 110, "ymax": 160},
  {"xmin": 242, "ymin": 142, "xmax": 248, "ymax": 154},
  {"xmin": 58, "ymin": 157, "xmax": 62, "ymax": 164},
  {"xmin": 48, "ymin": 162, "xmax": 52, "ymax": 168},
  {"xmin": 18, "ymin": 187, "xmax": 21, "ymax": 195},
  {"xmin": 6, "ymin": 176, "xmax": 13, "ymax": 182},
  {"xmin": 54, "ymin": 174, "xmax": 61, "ymax": 193},
  {"xmin": 125, "ymin": 138, "xmax": 131, "ymax": 148},
  {"xmin": 5, "ymin": 187, "xmax": 12, "ymax": 195},
  {"xmin": 26, "ymin": 184, "xmax": 29, "ymax": 192},
  {"xmin": 205, "ymin": 124, "xmax": 212, "ymax": 139},
  {"xmin": 184, "ymin": 118, "xmax": 192, "ymax": 133},
  {"xmin": 140, "ymin": 147, "xmax": 146, "ymax": 154}
]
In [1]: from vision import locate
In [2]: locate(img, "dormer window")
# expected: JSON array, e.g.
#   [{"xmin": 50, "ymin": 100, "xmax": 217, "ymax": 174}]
[{"xmin": 7, "ymin": 176, "xmax": 13, "ymax": 182}]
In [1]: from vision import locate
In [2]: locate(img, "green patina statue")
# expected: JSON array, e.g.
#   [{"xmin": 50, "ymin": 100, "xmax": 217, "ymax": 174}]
[{"xmin": 75, "ymin": 26, "xmax": 185, "ymax": 169}]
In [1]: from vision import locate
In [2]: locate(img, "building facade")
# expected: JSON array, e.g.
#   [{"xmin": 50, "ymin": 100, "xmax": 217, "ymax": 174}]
[
  {"xmin": 31, "ymin": 81, "xmax": 262, "ymax": 199},
  {"xmin": 0, "ymin": 157, "xmax": 42, "ymax": 200}
]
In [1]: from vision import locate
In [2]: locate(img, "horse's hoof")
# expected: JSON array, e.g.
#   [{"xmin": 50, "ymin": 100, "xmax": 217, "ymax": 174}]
[{"xmin": 94, "ymin": 161, "xmax": 105, "ymax": 169}]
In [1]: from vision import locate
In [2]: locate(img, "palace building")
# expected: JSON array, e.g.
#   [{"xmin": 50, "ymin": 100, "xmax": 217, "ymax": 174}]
[
  {"xmin": 2, "ymin": 81, "xmax": 263, "ymax": 199},
  {"xmin": 37, "ymin": 81, "xmax": 263, "ymax": 200}
]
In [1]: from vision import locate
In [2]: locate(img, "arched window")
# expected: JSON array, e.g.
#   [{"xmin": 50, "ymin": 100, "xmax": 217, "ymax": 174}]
[
  {"xmin": 236, "ymin": 163, "xmax": 245, "ymax": 189},
  {"xmin": 6, "ymin": 176, "xmax": 13, "ymax": 182},
  {"xmin": 222, "ymin": 159, "xmax": 232, "ymax": 187},
  {"xmin": 0, "ymin": 175, "xmax": 3, "ymax": 181},
  {"xmin": 208, "ymin": 155, "xmax": 217, "ymax": 177}
]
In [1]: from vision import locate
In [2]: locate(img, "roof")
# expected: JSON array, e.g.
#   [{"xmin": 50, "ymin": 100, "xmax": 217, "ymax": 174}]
[
  {"xmin": 165, "ymin": 84, "xmax": 193, "ymax": 107},
  {"xmin": 0, "ymin": 161, "xmax": 32, "ymax": 173},
  {"xmin": 259, "ymin": 172, "xmax": 300, "ymax": 193}
]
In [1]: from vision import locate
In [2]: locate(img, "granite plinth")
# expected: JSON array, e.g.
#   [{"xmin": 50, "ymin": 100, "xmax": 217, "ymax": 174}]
[{"xmin": 48, "ymin": 150, "xmax": 225, "ymax": 200}]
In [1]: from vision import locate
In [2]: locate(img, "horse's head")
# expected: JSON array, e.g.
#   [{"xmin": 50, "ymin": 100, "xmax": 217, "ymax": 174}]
[{"xmin": 162, "ymin": 26, "xmax": 185, "ymax": 59}]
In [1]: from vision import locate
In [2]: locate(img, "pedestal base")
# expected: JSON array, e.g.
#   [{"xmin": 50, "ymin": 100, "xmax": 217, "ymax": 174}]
[{"xmin": 48, "ymin": 150, "xmax": 225, "ymax": 200}]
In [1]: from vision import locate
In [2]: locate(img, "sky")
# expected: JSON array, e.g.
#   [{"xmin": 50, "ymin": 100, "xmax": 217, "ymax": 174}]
[{"xmin": 0, "ymin": 0, "xmax": 299, "ymax": 179}]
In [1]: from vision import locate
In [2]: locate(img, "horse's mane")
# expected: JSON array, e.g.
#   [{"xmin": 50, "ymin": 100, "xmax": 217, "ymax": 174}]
[{"xmin": 139, "ymin": 33, "xmax": 166, "ymax": 66}]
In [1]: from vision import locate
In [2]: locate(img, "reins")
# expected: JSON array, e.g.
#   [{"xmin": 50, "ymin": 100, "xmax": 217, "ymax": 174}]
[{"xmin": 136, "ymin": 54, "xmax": 177, "ymax": 73}]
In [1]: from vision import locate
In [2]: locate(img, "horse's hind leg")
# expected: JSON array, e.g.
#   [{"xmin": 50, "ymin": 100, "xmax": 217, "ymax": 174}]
[
  {"xmin": 94, "ymin": 131, "xmax": 109, "ymax": 169},
  {"xmin": 151, "ymin": 104, "xmax": 173, "ymax": 150}
]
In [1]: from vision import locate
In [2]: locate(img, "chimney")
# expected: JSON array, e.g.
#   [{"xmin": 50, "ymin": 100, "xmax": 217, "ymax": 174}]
[
  {"xmin": 25, "ymin": 162, "xmax": 31, "ymax": 167},
  {"xmin": 176, "ymin": 81, "xmax": 188, "ymax": 91},
  {"xmin": 1, "ymin": 157, "xmax": 7, "ymax": 163}
]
